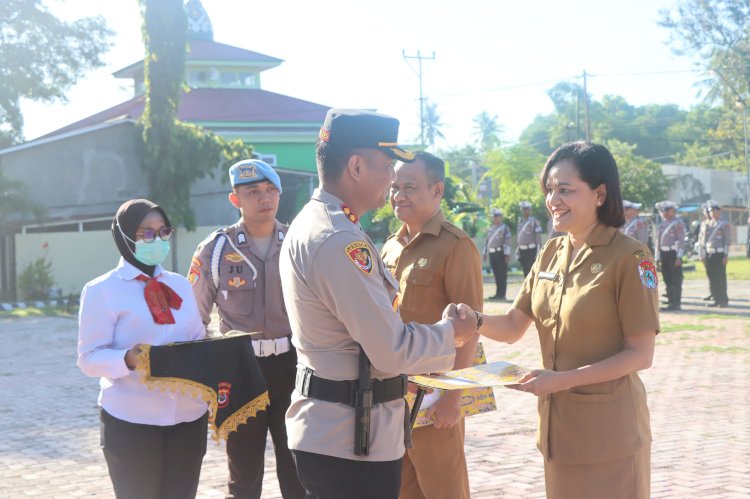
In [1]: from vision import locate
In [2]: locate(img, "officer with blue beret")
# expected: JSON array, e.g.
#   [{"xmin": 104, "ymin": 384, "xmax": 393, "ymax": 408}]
[{"xmin": 190, "ymin": 159, "xmax": 304, "ymax": 498}]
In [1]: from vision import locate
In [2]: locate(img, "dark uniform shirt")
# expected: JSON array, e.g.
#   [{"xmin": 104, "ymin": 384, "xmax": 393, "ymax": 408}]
[{"xmin": 189, "ymin": 219, "xmax": 291, "ymax": 339}]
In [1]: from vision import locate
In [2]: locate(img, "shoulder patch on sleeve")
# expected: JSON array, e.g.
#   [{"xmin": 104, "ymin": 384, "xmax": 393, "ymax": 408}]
[
  {"xmin": 345, "ymin": 241, "xmax": 374, "ymax": 275},
  {"xmin": 637, "ymin": 260, "xmax": 658, "ymax": 289}
]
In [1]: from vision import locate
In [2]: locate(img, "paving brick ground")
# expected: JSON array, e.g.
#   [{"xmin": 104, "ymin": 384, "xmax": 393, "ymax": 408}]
[{"xmin": 1, "ymin": 279, "xmax": 748, "ymax": 498}]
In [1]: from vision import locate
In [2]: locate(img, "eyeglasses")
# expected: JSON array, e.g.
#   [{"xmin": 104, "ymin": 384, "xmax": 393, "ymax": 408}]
[{"xmin": 136, "ymin": 226, "xmax": 174, "ymax": 243}]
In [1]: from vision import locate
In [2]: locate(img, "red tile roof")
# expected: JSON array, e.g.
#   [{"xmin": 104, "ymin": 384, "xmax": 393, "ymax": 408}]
[{"xmin": 38, "ymin": 88, "xmax": 330, "ymax": 139}]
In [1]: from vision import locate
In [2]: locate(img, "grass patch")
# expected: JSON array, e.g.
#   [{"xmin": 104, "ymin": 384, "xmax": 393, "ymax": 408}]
[
  {"xmin": 683, "ymin": 256, "xmax": 750, "ymax": 281},
  {"xmin": 691, "ymin": 345, "xmax": 750, "ymax": 354},
  {"xmin": 660, "ymin": 323, "xmax": 706, "ymax": 333},
  {"xmin": 0, "ymin": 306, "xmax": 76, "ymax": 319},
  {"xmin": 697, "ymin": 313, "xmax": 750, "ymax": 321}
]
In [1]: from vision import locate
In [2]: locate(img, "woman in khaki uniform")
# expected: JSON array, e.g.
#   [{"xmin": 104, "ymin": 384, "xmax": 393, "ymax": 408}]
[{"xmin": 461, "ymin": 142, "xmax": 659, "ymax": 498}]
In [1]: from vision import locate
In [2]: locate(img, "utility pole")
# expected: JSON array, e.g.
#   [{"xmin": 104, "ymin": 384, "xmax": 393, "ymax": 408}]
[
  {"xmin": 582, "ymin": 69, "xmax": 591, "ymax": 141},
  {"xmin": 403, "ymin": 50, "xmax": 435, "ymax": 146}
]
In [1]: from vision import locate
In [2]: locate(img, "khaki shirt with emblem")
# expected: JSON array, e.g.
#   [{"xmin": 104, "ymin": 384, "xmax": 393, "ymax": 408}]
[
  {"xmin": 280, "ymin": 189, "xmax": 456, "ymax": 462},
  {"xmin": 189, "ymin": 219, "xmax": 291, "ymax": 339},
  {"xmin": 514, "ymin": 224, "xmax": 659, "ymax": 465},
  {"xmin": 381, "ymin": 211, "xmax": 483, "ymax": 324},
  {"xmin": 517, "ymin": 216, "xmax": 543, "ymax": 247}
]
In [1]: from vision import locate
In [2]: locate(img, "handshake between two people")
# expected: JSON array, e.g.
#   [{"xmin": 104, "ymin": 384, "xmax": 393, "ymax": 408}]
[{"xmin": 441, "ymin": 302, "xmax": 482, "ymax": 347}]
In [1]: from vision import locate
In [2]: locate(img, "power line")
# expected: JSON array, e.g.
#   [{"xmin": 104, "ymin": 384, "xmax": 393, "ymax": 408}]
[{"xmin": 403, "ymin": 50, "xmax": 435, "ymax": 146}]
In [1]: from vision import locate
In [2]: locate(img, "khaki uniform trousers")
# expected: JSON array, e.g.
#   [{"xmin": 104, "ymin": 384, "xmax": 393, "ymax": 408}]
[
  {"xmin": 400, "ymin": 418, "xmax": 470, "ymax": 499},
  {"xmin": 544, "ymin": 443, "xmax": 651, "ymax": 499}
]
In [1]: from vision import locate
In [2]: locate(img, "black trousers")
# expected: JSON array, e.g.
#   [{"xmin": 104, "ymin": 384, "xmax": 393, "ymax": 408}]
[
  {"xmin": 519, "ymin": 248, "xmax": 537, "ymax": 277},
  {"xmin": 660, "ymin": 250, "xmax": 683, "ymax": 307},
  {"xmin": 226, "ymin": 348, "xmax": 304, "ymax": 499},
  {"xmin": 705, "ymin": 253, "xmax": 728, "ymax": 305},
  {"xmin": 100, "ymin": 409, "xmax": 208, "ymax": 499},
  {"xmin": 489, "ymin": 251, "xmax": 508, "ymax": 298},
  {"xmin": 291, "ymin": 450, "xmax": 403, "ymax": 499}
]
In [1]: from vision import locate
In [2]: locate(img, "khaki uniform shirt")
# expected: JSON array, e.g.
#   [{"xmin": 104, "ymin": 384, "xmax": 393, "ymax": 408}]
[
  {"xmin": 189, "ymin": 219, "xmax": 291, "ymax": 339},
  {"xmin": 656, "ymin": 217, "xmax": 686, "ymax": 260},
  {"xmin": 517, "ymin": 216, "xmax": 543, "ymax": 247},
  {"xmin": 514, "ymin": 224, "xmax": 659, "ymax": 465},
  {"xmin": 621, "ymin": 216, "xmax": 650, "ymax": 246},
  {"xmin": 382, "ymin": 211, "xmax": 484, "ymax": 324},
  {"xmin": 484, "ymin": 222, "xmax": 512, "ymax": 256},
  {"xmin": 280, "ymin": 189, "xmax": 456, "ymax": 461},
  {"xmin": 699, "ymin": 219, "xmax": 732, "ymax": 258}
]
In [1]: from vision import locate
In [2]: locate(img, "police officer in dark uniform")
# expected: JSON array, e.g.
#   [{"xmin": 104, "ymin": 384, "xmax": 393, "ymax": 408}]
[
  {"xmin": 656, "ymin": 201, "xmax": 686, "ymax": 311},
  {"xmin": 190, "ymin": 160, "xmax": 304, "ymax": 499},
  {"xmin": 516, "ymin": 201, "xmax": 542, "ymax": 277},
  {"xmin": 700, "ymin": 200, "xmax": 732, "ymax": 308}
]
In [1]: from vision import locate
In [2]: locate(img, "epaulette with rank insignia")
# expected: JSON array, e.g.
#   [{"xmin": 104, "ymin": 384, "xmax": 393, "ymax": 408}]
[{"xmin": 341, "ymin": 204, "xmax": 358, "ymax": 224}]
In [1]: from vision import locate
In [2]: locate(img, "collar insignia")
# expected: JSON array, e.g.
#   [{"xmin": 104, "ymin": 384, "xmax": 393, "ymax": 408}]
[{"xmin": 341, "ymin": 204, "xmax": 358, "ymax": 224}]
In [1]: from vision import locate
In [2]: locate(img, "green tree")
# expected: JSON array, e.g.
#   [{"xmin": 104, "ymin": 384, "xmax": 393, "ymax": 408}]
[
  {"xmin": 660, "ymin": 0, "xmax": 750, "ymax": 105},
  {"xmin": 0, "ymin": 0, "xmax": 112, "ymax": 146},
  {"xmin": 472, "ymin": 111, "xmax": 502, "ymax": 152},
  {"xmin": 422, "ymin": 101, "xmax": 445, "ymax": 148},
  {"xmin": 606, "ymin": 140, "xmax": 670, "ymax": 209},
  {"xmin": 0, "ymin": 171, "xmax": 45, "ymax": 233},
  {"xmin": 139, "ymin": 0, "xmax": 252, "ymax": 230},
  {"xmin": 484, "ymin": 144, "xmax": 547, "ymax": 230}
]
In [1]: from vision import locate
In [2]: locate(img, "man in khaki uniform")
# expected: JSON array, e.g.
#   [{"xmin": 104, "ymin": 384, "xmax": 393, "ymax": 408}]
[
  {"xmin": 484, "ymin": 208, "xmax": 512, "ymax": 300},
  {"xmin": 381, "ymin": 152, "xmax": 483, "ymax": 499},
  {"xmin": 699, "ymin": 200, "xmax": 732, "ymax": 308},
  {"xmin": 190, "ymin": 160, "xmax": 304, "ymax": 498},
  {"xmin": 621, "ymin": 200, "xmax": 650, "ymax": 245},
  {"xmin": 280, "ymin": 109, "xmax": 478, "ymax": 499},
  {"xmin": 517, "ymin": 201, "xmax": 542, "ymax": 276},
  {"xmin": 655, "ymin": 201, "xmax": 686, "ymax": 311}
]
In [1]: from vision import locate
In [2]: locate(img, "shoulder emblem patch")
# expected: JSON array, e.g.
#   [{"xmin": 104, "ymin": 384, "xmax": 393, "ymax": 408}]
[
  {"xmin": 188, "ymin": 266, "xmax": 200, "ymax": 286},
  {"xmin": 191, "ymin": 257, "xmax": 203, "ymax": 268},
  {"xmin": 638, "ymin": 260, "xmax": 658, "ymax": 289},
  {"xmin": 224, "ymin": 252, "xmax": 243, "ymax": 263},
  {"xmin": 346, "ymin": 241, "xmax": 373, "ymax": 275}
]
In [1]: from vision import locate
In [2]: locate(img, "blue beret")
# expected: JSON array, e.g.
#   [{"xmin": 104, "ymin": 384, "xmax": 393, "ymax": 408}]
[{"xmin": 229, "ymin": 159, "xmax": 282, "ymax": 193}]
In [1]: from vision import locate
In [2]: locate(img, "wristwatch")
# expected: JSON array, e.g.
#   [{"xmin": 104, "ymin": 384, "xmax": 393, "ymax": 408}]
[{"xmin": 474, "ymin": 311, "xmax": 483, "ymax": 330}]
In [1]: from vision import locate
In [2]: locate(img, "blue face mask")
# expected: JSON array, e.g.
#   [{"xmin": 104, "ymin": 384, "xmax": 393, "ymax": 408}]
[{"xmin": 134, "ymin": 239, "xmax": 171, "ymax": 266}]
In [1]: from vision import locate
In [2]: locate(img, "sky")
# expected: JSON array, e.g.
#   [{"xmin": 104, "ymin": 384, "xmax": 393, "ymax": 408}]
[{"xmin": 21, "ymin": 0, "xmax": 708, "ymax": 150}]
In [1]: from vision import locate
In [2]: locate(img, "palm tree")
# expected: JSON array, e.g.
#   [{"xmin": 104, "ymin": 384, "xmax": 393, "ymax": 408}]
[
  {"xmin": 473, "ymin": 111, "xmax": 502, "ymax": 151},
  {"xmin": 422, "ymin": 101, "xmax": 445, "ymax": 148}
]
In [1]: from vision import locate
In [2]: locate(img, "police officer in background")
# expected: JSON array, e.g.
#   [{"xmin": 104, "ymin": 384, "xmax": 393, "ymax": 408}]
[
  {"xmin": 279, "ymin": 109, "xmax": 479, "ymax": 499},
  {"xmin": 516, "ymin": 201, "xmax": 542, "ymax": 276},
  {"xmin": 621, "ymin": 200, "xmax": 650, "ymax": 245},
  {"xmin": 190, "ymin": 160, "xmax": 304, "ymax": 499},
  {"xmin": 700, "ymin": 200, "xmax": 732, "ymax": 308},
  {"xmin": 484, "ymin": 208, "xmax": 512, "ymax": 300},
  {"xmin": 656, "ymin": 201, "xmax": 686, "ymax": 311}
]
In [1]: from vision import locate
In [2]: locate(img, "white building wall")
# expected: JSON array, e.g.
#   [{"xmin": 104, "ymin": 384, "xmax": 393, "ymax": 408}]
[{"xmin": 15, "ymin": 226, "xmax": 222, "ymax": 296}]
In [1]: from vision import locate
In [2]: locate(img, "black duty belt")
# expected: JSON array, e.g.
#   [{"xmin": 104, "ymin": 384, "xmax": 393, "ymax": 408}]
[{"xmin": 295, "ymin": 367, "xmax": 408, "ymax": 407}]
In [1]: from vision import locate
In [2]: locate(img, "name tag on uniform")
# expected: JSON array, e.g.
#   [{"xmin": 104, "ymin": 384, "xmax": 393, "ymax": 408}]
[{"xmin": 538, "ymin": 271, "xmax": 558, "ymax": 281}]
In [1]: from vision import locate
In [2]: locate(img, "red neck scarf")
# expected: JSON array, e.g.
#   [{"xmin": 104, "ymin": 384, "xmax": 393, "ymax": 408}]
[{"xmin": 135, "ymin": 275, "xmax": 183, "ymax": 324}]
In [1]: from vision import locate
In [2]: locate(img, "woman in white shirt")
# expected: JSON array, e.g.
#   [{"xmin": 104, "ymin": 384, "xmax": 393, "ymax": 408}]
[{"xmin": 78, "ymin": 199, "xmax": 208, "ymax": 499}]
